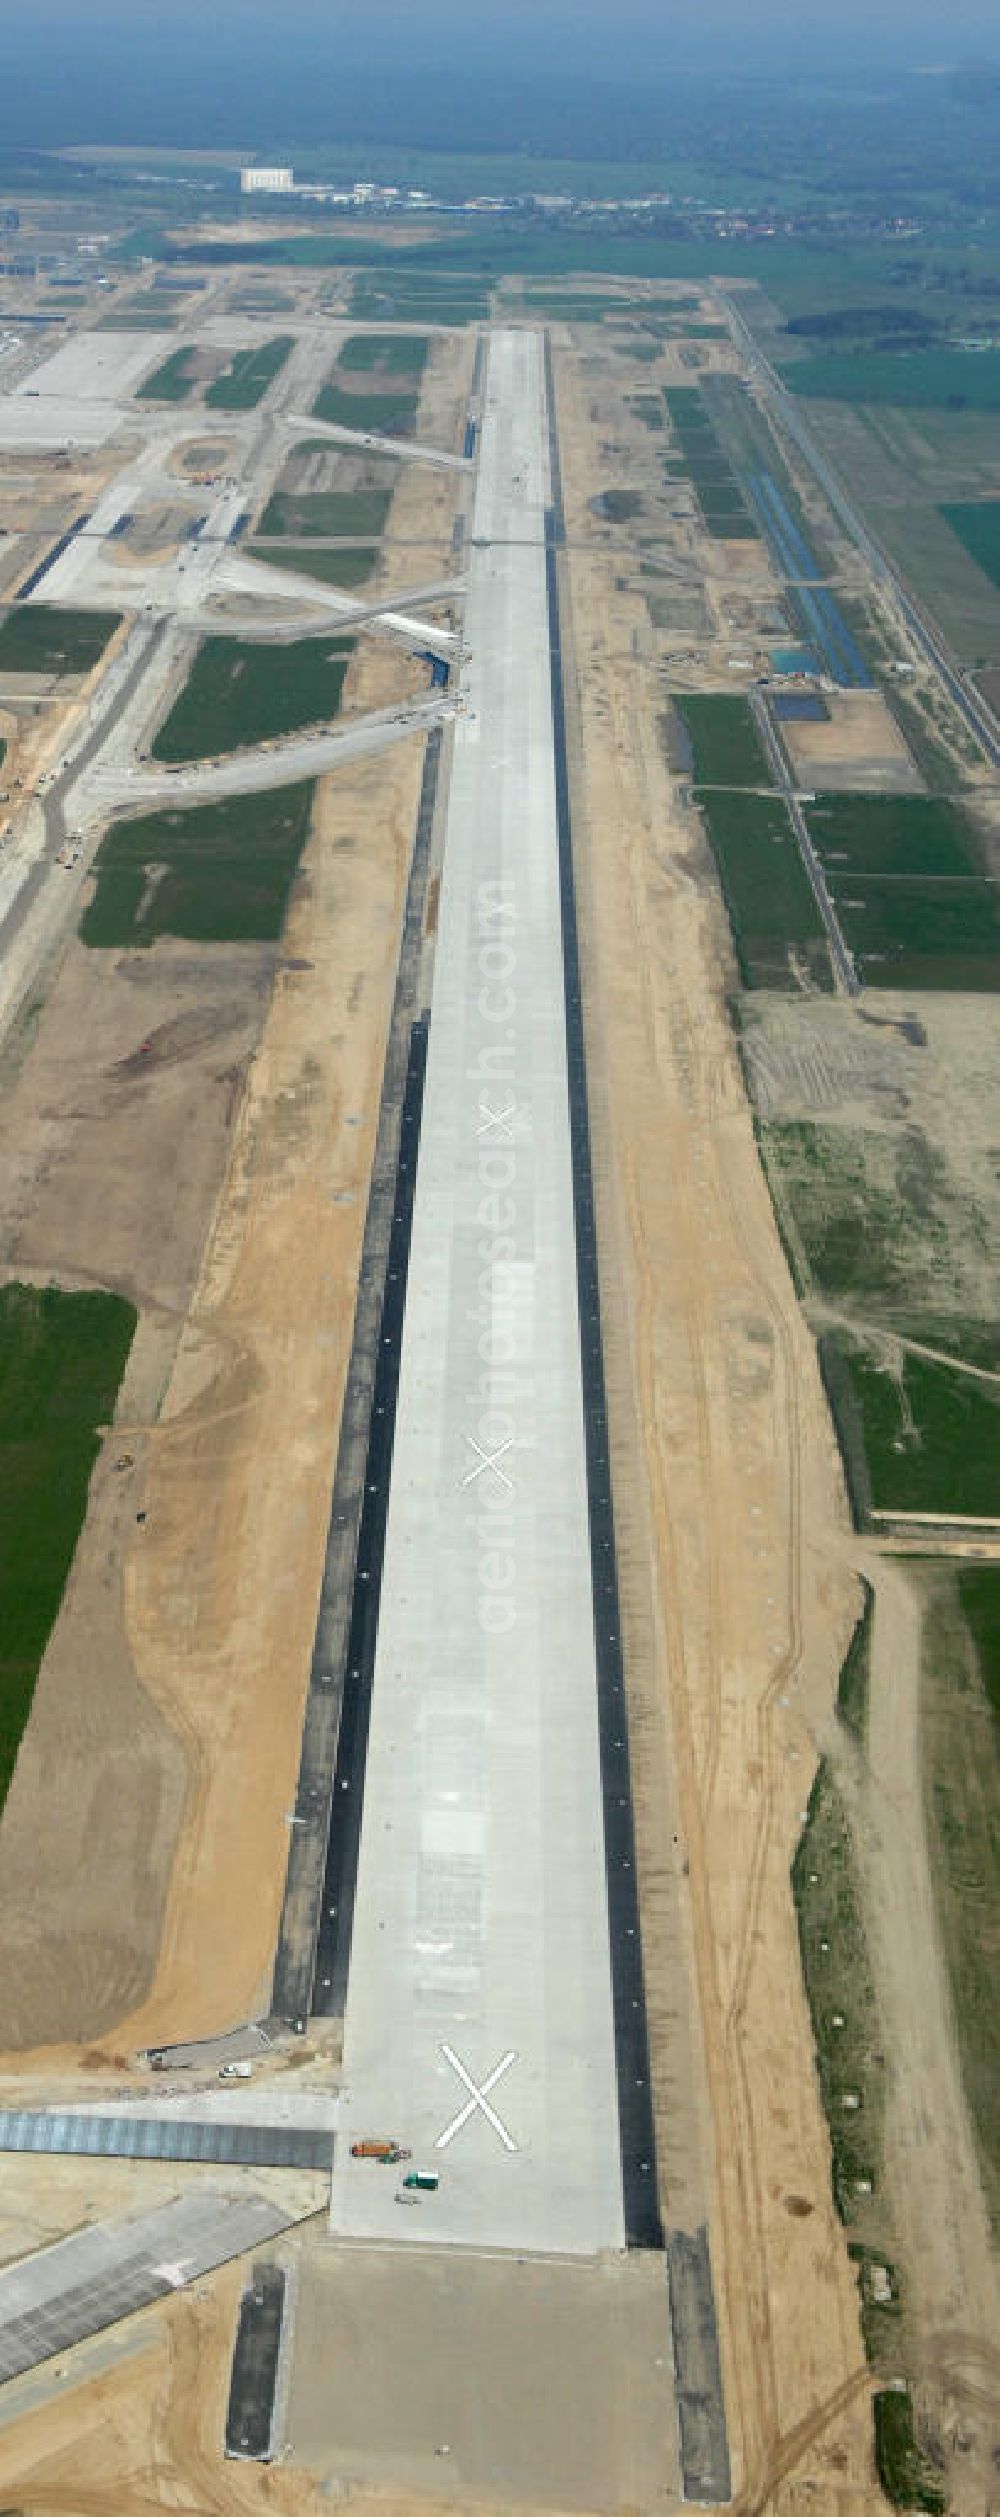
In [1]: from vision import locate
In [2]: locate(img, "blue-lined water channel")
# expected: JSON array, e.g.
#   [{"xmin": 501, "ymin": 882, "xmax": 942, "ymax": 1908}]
[{"xmin": 746, "ymin": 471, "xmax": 872, "ymax": 688}]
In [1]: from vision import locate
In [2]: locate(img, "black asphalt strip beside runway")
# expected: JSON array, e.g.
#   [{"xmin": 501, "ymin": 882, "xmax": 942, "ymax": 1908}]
[
  {"xmin": 310, "ymin": 1010, "xmax": 429, "ymax": 2016},
  {"xmin": 543, "ymin": 341, "xmax": 663, "ymax": 2252},
  {"xmin": 270, "ymin": 729, "xmax": 440, "ymax": 2030},
  {"xmin": 225, "ymin": 2263, "xmax": 286, "ymax": 2462}
]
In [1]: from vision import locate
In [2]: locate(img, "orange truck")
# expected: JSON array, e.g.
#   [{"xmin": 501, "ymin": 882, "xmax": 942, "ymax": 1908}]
[{"xmin": 350, "ymin": 2139, "xmax": 412, "ymax": 2164}]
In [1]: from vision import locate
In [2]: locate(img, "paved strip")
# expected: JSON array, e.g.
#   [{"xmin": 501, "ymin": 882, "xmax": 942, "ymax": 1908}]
[
  {"xmin": 0, "ymin": 2111, "xmax": 331, "ymax": 2170},
  {"xmin": 225, "ymin": 2263, "xmax": 286, "ymax": 2461},
  {"xmin": 0, "ymin": 2189, "xmax": 292, "ymax": 2388},
  {"xmin": 82, "ymin": 696, "xmax": 452, "ymax": 818},
  {"xmin": 665, "ymin": 2226, "xmax": 732, "ymax": 2504},
  {"xmin": 285, "ymin": 413, "xmax": 472, "ymax": 472},
  {"xmin": 328, "ymin": 329, "xmax": 624, "ymax": 2257}
]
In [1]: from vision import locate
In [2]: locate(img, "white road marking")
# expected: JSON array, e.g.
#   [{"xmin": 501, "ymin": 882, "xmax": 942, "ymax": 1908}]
[
  {"xmin": 461, "ymin": 1435, "xmax": 514, "ymax": 1492},
  {"xmin": 435, "ymin": 2045, "xmax": 518, "ymax": 2152},
  {"xmin": 476, "ymin": 1099, "xmax": 516, "ymax": 1140}
]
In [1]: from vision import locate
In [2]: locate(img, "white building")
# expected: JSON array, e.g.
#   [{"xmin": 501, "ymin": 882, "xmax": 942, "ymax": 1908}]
[{"xmin": 240, "ymin": 167, "xmax": 294, "ymax": 195}]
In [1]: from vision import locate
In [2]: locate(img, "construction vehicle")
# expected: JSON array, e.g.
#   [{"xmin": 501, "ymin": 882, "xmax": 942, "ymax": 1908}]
[
  {"xmin": 350, "ymin": 2138, "xmax": 411, "ymax": 2164},
  {"xmin": 402, "ymin": 2170, "xmax": 439, "ymax": 2193}
]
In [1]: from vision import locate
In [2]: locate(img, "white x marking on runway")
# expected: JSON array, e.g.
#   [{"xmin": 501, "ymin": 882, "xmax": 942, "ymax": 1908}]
[
  {"xmin": 462, "ymin": 1434, "xmax": 514, "ymax": 1491},
  {"xmin": 476, "ymin": 1099, "xmax": 516, "ymax": 1141},
  {"xmin": 435, "ymin": 2044, "xmax": 519, "ymax": 2151}
]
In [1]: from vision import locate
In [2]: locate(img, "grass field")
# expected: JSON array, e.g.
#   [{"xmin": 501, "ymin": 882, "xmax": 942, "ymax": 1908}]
[
  {"xmin": 80, "ymin": 783, "xmax": 315, "ymax": 947},
  {"xmin": 695, "ymin": 789, "xmax": 832, "ymax": 991},
  {"xmin": 312, "ymin": 379, "xmax": 419, "ymax": 436},
  {"xmin": 939, "ymin": 500, "xmax": 1000, "ymax": 594},
  {"xmin": 805, "ymin": 793, "xmax": 985, "ymax": 881},
  {"xmin": 0, "ymin": 1282, "xmax": 136, "ymax": 1809},
  {"xmin": 349, "ymin": 271, "xmax": 491, "ymax": 324},
  {"xmin": 338, "ymin": 333, "xmax": 428, "ymax": 375},
  {"xmin": 0, "ymin": 606, "xmax": 120, "ymax": 675},
  {"xmin": 757, "ymin": 1119, "xmax": 994, "ymax": 1344},
  {"xmin": 792, "ymin": 1757, "xmax": 888, "ymax": 2232},
  {"xmin": 781, "ymin": 350, "xmax": 1000, "ymax": 409},
  {"xmin": 921, "ymin": 1567, "xmax": 1000, "ymax": 2242},
  {"xmin": 204, "ymin": 335, "xmax": 293, "ymax": 409},
  {"xmin": 873, "ymin": 2393, "xmax": 945, "ymax": 2513},
  {"xmin": 960, "ymin": 1567, "xmax": 1000, "ymax": 1733},
  {"xmin": 136, "ymin": 345, "xmax": 198, "ymax": 401},
  {"xmin": 228, "ymin": 289, "xmax": 296, "ymax": 313},
  {"xmin": 819, "ymin": 1330, "xmax": 1000, "ymax": 1521},
  {"xmin": 837, "ymin": 1581, "xmax": 873, "ymax": 1747},
  {"xmin": 522, "ymin": 291, "xmax": 641, "ymax": 319},
  {"xmin": 865, "ymin": 499, "xmax": 1000, "ymax": 669},
  {"xmin": 674, "ymin": 692, "xmax": 771, "ymax": 787},
  {"xmin": 250, "ymin": 540, "xmax": 378, "ymax": 591},
  {"xmin": 152, "ymin": 634, "xmax": 354, "ymax": 761},
  {"xmin": 829, "ymin": 874, "xmax": 1000, "ymax": 991},
  {"xmin": 257, "ymin": 485, "xmax": 392, "ymax": 539},
  {"xmin": 663, "ymin": 386, "xmax": 756, "ymax": 538}
]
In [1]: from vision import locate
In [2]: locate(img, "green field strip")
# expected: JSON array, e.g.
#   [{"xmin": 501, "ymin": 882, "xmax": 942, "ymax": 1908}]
[
  {"xmin": 80, "ymin": 783, "xmax": 316, "ymax": 948},
  {"xmin": 0, "ymin": 1284, "xmax": 136, "ymax": 1810}
]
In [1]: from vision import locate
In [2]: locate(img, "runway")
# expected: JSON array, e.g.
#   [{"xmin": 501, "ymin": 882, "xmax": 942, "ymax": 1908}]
[{"xmin": 328, "ymin": 329, "xmax": 625, "ymax": 2257}]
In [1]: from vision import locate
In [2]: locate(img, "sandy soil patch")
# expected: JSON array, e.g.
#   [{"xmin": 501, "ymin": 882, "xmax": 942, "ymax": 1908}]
[
  {"xmin": 169, "ymin": 437, "xmax": 236, "ymax": 481},
  {"xmin": 106, "ymin": 726, "xmax": 423, "ymax": 2056},
  {"xmin": 0, "ymin": 715, "xmax": 421, "ymax": 2065},
  {"xmin": 555, "ymin": 338, "xmax": 878, "ymax": 2512},
  {"xmin": 0, "ymin": 942, "xmax": 273, "ymax": 2046},
  {"xmin": 779, "ymin": 689, "xmax": 924, "ymax": 792}
]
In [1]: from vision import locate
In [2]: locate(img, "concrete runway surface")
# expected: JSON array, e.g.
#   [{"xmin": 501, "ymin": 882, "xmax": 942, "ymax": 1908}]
[{"xmin": 328, "ymin": 329, "xmax": 624, "ymax": 2258}]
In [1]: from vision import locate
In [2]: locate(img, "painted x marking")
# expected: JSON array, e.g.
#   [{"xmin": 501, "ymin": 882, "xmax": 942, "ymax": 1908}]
[{"xmin": 435, "ymin": 2044, "xmax": 518, "ymax": 2152}]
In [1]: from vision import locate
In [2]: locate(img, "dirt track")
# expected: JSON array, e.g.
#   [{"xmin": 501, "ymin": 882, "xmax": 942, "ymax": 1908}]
[{"xmin": 556, "ymin": 339, "xmax": 879, "ymax": 2511}]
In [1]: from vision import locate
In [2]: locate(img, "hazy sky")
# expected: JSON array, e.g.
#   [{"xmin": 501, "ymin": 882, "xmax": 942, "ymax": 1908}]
[
  {"xmin": 8, "ymin": 0, "xmax": 1000, "ymax": 76},
  {"xmin": 0, "ymin": 0, "xmax": 997, "ymax": 154}
]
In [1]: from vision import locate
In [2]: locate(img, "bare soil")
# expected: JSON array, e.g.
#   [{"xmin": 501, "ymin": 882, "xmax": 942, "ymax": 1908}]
[
  {"xmin": 780, "ymin": 689, "xmax": 924, "ymax": 792},
  {"xmin": 556, "ymin": 337, "xmax": 879, "ymax": 2513}
]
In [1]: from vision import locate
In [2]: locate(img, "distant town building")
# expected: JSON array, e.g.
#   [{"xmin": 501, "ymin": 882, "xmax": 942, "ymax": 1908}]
[{"xmin": 240, "ymin": 167, "xmax": 294, "ymax": 195}]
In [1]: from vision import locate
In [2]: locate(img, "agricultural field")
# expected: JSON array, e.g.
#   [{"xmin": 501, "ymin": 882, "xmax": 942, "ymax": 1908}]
[
  {"xmin": 349, "ymin": 270, "xmax": 491, "ymax": 324},
  {"xmin": 867, "ymin": 503, "xmax": 1000, "ymax": 668},
  {"xmin": 673, "ymin": 692, "xmax": 771, "ymax": 787},
  {"xmin": 312, "ymin": 378, "xmax": 420, "ymax": 437},
  {"xmin": 204, "ymin": 334, "xmax": 293, "ymax": 409},
  {"xmin": 805, "ymin": 793, "xmax": 986, "ymax": 881},
  {"xmin": 250, "ymin": 540, "xmax": 378, "ymax": 591},
  {"xmin": 694, "ymin": 789, "xmax": 832, "ymax": 991},
  {"xmin": 256, "ymin": 484, "xmax": 392, "ymax": 539},
  {"xmin": 228, "ymin": 288, "xmax": 297, "ymax": 313},
  {"xmin": 799, "ymin": 401, "xmax": 1000, "ymax": 666},
  {"xmin": 818, "ymin": 1330, "xmax": 1000, "ymax": 1521},
  {"xmin": 151, "ymin": 634, "xmax": 354, "ymax": 762},
  {"xmin": 338, "ymin": 334, "xmax": 428, "ymax": 376},
  {"xmin": 0, "ymin": 606, "xmax": 120, "ymax": 675},
  {"xmin": 830, "ymin": 876, "xmax": 1000, "ymax": 992},
  {"xmin": 0, "ymin": 1282, "xmax": 136, "ymax": 1808},
  {"xmin": 136, "ymin": 345, "xmax": 198, "ymax": 400},
  {"xmin": 780, "ymin": 349, "xmax": 1000, "ymax": 409},
  {"xmin": 663, "ymin": 387, "xmax": 756, "ymax": 538},
  {"xmin": 80, "ymin": 782, "xmax": 315, "ymax": 947},
  {"xmin": 920, "ymin": 1567, "xmax": 1000, "ymax": 2238},
  {"xmin": 939, "ymin": 499, "xmax": 1000, "ymax": 594}
]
